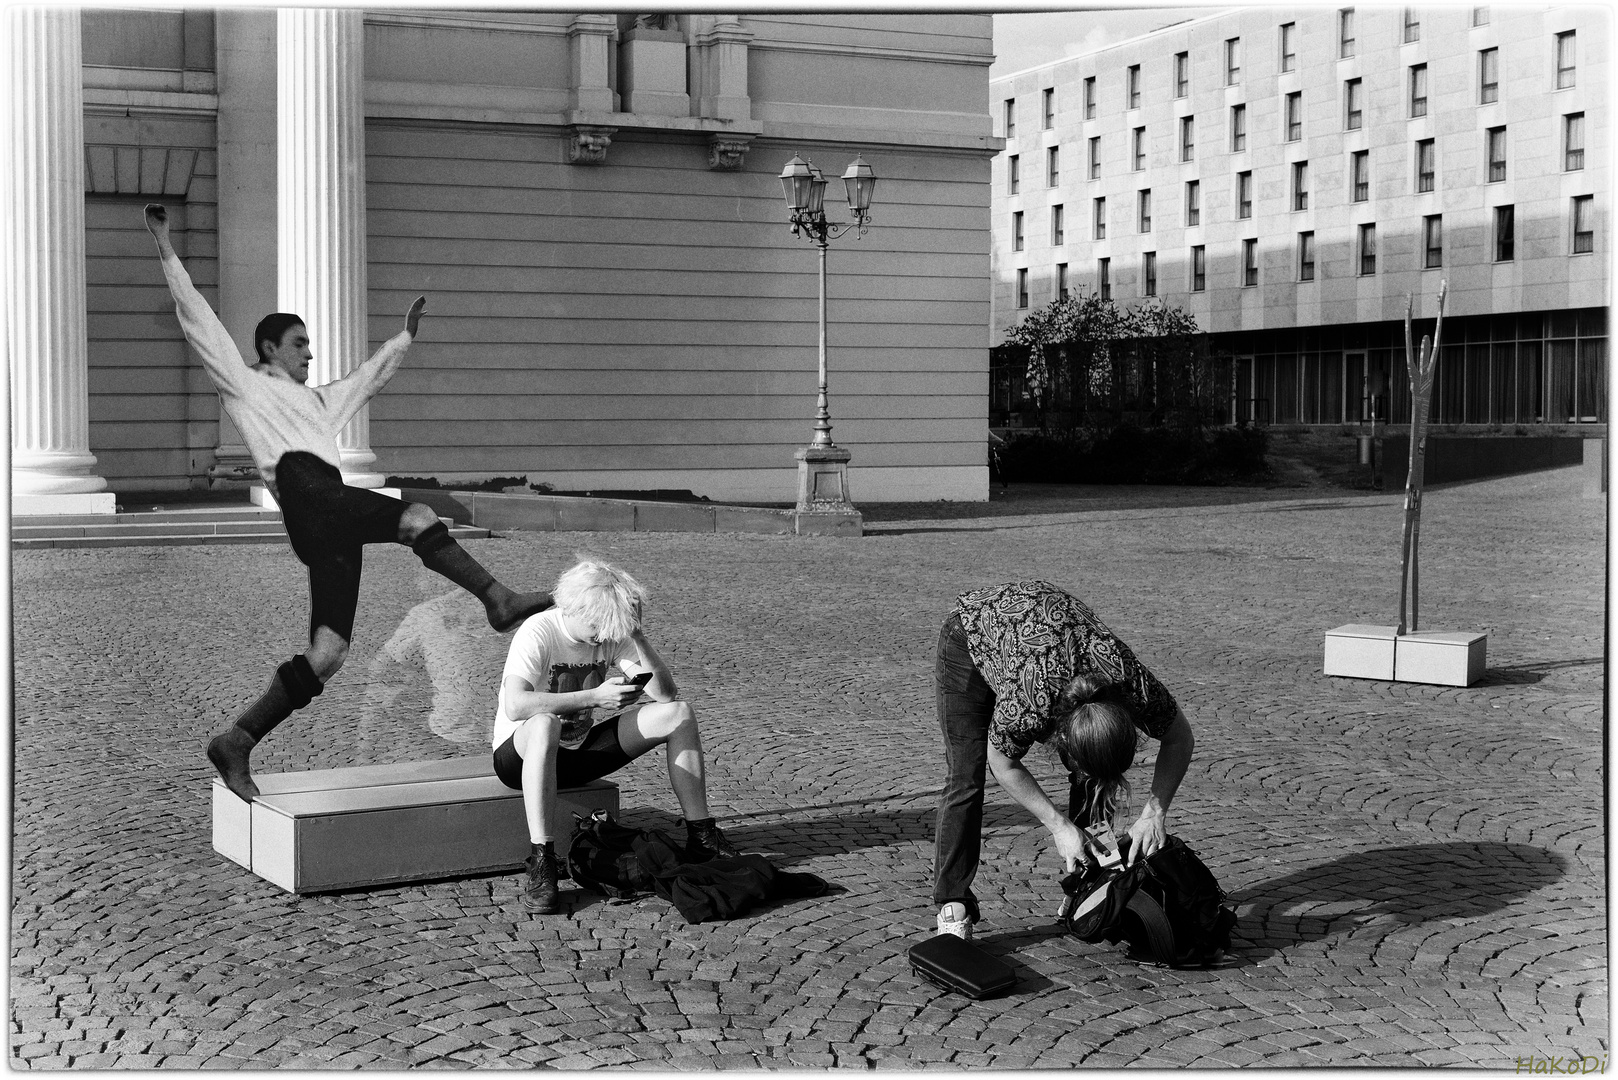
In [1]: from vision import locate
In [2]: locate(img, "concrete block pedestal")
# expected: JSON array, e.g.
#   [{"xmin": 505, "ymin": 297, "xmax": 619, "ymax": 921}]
[{"xmin": 1324, "ymin": 624, "xmax": 1487, "ymax": 687}]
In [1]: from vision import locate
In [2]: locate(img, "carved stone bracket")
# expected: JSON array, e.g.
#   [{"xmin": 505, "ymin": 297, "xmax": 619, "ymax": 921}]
[
  {"xmin": 568, "ymin": 125, "xmax": 616, "ymax": 165},
  {"xmin": 707, "ymin": 134, "xmax": 753, "ymax": 171}
]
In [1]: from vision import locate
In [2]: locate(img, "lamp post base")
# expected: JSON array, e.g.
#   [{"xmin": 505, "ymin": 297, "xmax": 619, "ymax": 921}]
[{"xmin": 794, "ymin": 444, "xmax": 856, "ymax": 513}]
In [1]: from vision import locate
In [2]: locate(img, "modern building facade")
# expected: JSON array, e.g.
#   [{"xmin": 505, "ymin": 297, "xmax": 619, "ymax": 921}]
[
  {"xmin": 9, "ymin": 9, "xmax": 1000, "ymax": 511},
  {"xmin": 990, "ymin": 5, "xmax": 1609, "ymax": 430}
]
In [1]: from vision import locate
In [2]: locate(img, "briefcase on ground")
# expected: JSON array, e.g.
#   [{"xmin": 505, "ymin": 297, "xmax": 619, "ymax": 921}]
[{"xmin": 907, "ymin": 934, "xmax": 1017, "ymax": 999}]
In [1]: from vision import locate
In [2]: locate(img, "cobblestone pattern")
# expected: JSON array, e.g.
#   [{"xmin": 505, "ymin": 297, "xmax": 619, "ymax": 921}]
[{"xmin": 12, "ymin": 468, "xmax": 1605, "ymax": 1068}]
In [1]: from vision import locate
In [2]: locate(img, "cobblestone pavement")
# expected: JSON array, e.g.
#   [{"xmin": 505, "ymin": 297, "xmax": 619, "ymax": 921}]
[{"xmin": 11, "ymin": 467, "xmax": 1606, "ymax": 1069}]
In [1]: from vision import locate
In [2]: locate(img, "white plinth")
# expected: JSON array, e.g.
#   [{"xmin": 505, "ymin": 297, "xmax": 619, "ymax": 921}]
[
  {"xmin": 250, "ymin": 484, "xmax": 400, "ymax": 511},
  {"xmin": 1324, "ymin": 624, "xmax": 1487, "ymax": 687},
  {"xmin": 211, "ymin": 755, "xmax": 619, "ymax": 893},
  {"xmin": 12, "ymin": 492, "xmax": 116, "ymax": 516}
]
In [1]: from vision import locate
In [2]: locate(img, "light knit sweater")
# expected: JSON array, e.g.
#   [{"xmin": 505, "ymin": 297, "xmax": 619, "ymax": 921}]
[{"xmin": 158, "ymin": 248, "xmax": 413, "ymax": 492}]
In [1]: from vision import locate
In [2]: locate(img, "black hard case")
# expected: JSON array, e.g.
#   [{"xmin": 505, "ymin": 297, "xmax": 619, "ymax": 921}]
[{"xmin": 907, "ymin": 934, "xmax": 1017, "ymax": 999}]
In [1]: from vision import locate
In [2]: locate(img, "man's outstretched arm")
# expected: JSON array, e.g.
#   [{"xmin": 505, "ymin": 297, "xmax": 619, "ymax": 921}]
[
  {"xmin": 330, "ymin": 296, "xmax": 427, "ymax": 419},
  {"xmin": 143, "ymin": 203, "xmax": 250, "ymax": 396}
]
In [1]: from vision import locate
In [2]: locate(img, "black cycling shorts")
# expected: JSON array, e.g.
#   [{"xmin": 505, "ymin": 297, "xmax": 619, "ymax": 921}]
[
  {"xmin": 493, "ymin": 714, "xmax": 634, "ymax": 791},
  {"xmin": 274, "ymin": 450, "xmax": 409, "ymax": 643}
]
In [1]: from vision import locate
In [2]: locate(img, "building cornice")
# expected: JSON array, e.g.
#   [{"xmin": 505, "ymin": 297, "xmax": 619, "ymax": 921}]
[
  {"xmin": 84, "ymin": 87, "xmax": 218, "ymax": 120},
  {"xmin": 751, "ymin": 39, "xmax": 993, "ymax": 68}
]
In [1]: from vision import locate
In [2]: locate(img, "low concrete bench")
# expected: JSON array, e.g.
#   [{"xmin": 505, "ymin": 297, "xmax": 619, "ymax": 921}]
[{"xmin": 211, "ymin": 756, "xmax": 618, "ymax": 894}]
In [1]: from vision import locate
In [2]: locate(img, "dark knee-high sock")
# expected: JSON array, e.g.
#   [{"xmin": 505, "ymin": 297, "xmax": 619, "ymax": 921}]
[
  {"xmin": 411, "ymin": 521, "xmax": 552, "ymax": 631},
  {"xmin": 210, "ymin": 656, "xmax": 322, "ymax": 802}
]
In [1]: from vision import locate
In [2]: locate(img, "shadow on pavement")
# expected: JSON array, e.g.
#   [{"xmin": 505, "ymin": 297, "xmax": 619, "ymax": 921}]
[
  {"xmin": 1474, "ymin": 657, "xmax": 1603, "ymax": 687},
  {"xmin": 1228, "ymin": 841, "xmax": 1568, "ymax": 963}
]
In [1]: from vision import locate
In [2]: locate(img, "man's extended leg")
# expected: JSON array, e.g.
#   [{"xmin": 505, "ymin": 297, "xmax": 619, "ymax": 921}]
[
  {"xmin": 619, "ymin": 701, "xmax": 741, "ymax": 861},
  {"xmin": 208, "ymin": 625, "xmax": 349, "ymax": 802},
  {"xmin": 396, "ymin": 503, "xmax": 552, "ymax": 632},
  {"xmin": 512, "ymin": 715, "xmax": 564, "ymax": 913}
]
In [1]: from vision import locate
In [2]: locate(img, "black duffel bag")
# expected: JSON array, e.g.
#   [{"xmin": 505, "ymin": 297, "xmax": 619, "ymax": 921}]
[{"xmin": 1059, "ymin": 834, "xmax": 1237, "ymax": 968}]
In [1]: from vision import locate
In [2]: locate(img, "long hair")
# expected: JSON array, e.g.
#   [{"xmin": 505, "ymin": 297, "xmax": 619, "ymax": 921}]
[
  {"xmin": 1049, "ymin": 673, "xmax": 1140, "ymax": 828},
  {"xmin": 552, "ymin": 557, "xmax": 647, "ymax": 642}
]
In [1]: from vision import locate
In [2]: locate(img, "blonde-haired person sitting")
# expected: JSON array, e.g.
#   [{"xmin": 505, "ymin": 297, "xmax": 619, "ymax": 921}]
[
  {"xmin": 931, "ymin": 580, "xmax": 1195, "ymax": 940},
  {"xmin": 493, "ymin": 558, "xmax": 740, "ymax": 913}
]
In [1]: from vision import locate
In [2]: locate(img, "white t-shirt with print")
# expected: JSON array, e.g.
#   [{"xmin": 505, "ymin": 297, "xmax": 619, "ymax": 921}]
[{"xmin": 492, "ymin": 609, "xmax": 647, "ymax": 751}]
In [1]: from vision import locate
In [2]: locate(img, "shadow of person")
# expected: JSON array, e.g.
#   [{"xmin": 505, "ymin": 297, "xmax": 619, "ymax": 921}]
[{"xmin": 1227, "ymin": 841, "xmax": 1568, "ymax": 964}]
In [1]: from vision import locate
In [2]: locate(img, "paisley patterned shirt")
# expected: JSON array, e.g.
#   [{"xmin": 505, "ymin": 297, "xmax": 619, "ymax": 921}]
[{"xmin": 954, "ymin": 580, "xmax": 1178, "ymax": 760}]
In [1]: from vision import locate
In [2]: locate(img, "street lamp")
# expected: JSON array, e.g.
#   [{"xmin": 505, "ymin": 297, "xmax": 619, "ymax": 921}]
[{"xmin": 778, "ymin": 153, "xmax": 876, "ymax": 514}]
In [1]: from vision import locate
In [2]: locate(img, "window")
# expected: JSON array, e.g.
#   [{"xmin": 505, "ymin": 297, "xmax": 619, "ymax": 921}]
[
  {"xmin": 1225, "ymin": 38, "xmax": 1241, "ymax": 84},
  {"xmin": 1281, "ymin": 23, "xmax": 1296, "ymax": 72},
  {"xmin": 1180, "ymin": 116, "xmax": 1195, "ymax": 162},
  {"xmin": 1556, "ymin": 31, "xmax": 1576, "ymax": 89},
  {"xmin": 1339, "ymin": 7, "xmax": 1356, "ymax": 57},
  {"xmin": 1048, "ymin": 146, "xmax": 1061, "ymax": 186},
  {"xmin": 1008, "ymin": 155, "xmax": 1020, "ymax": 194},
  {"xmin": 1285, "ymin": 92, "xmax": 1303, "ymax": 142},
  {"xmin": 1143, "ymin": 251, "xmax": 1157, "ymax": 296},
  {"xmin": 1231, "ymin": 104, "xmax": 1247, "ymax": 152},
  {"xmin": 1094, "ymin": 196, "xmax": 1107, "ymax": 239},
  {"xmin": 1424, "ymin": 214, "xmax": 1442, "ymax": 268},
  {"xmin": 1133, "ymin": 126, "xmax": 1146, "ymax": 170},
  {"xmin": 1410, "ymin": 64, "xmax": 1427, "ymax": 117},
  {"xmin": 1098, "ymin": 257, "xmax": 1111, "ymax": 300},
  {"xmin": 1043, "ymin": 87, "xmax": 1056, "ymax": 129},
  {"xmin": 1191, "ymin": 245, "xmax": 1206, "ymax": 291},
  {"xmin": 1057, "ymin": 262, "xmax": 1069, "ymax": 300},
  {"xmin": 1004, "ymin": 99, "xmax": 1016, "ymax": 138},
  {"xmin": 1416, "ymin": 139, "xmax": 1435, "ymax": 192},
  {"xmin": 1237, "ymin": 170, "xmax": 1253, "ymax": 219},
  {"xmin": 1487, "ymin": 127, "xmax": 1506, "ymax": 183},
  {"xmin": 1175, "ymin": 52, "xmax": 1189, "ymax": 97},
  {"xmin": 1128, "ymin": 64, "xmax": 1141, "ymax": 109},
  {"xmin": 1473, "ymin": 6, "xmax": 1489, "ymax": 25},
  {"xmin": 1479, "ymin": 48, "xmax": 1498, "ymax": 104},
  {"xmin": 1403, "ymin": 8, "xmax": 1420, "ymax": 43},
  {"xmin": 1565, "ymin": 113, "xmax": 1585, "ymax": 171},
  {"xmin": 1346, "ymin": 78, "xmax": 1363, "ymax": 130},
  {"xmin": 1089, "ymin": 136, "xmax": 1102, "ymax": 179},
  {"xmin": 1494, "ymin": 205, "xmax": 1514, "ymax": 261},
  {"xmin": 1293, "ymin": 161, "xmax": 1309, "ymax": 211},
  {"xmin": 1185, "ymin": 180, "xmax": 1201, "ymax": 226},
  {"xmin": 1052, "ymin": 204, "xmax": 1065, "ymax": 245},
  {"xmin": 1242, "ymin": 238, "xmax": 1258, "ymax": 286},
  {"xmin": 1358, "ymin": 223, "xmax": 1376, "ymax": 275},
  {"xmin": 1299, "ymin": 231, "xmax": 1316, "ymax": 281},
  {"xmin": 1138, "ymin": 188, "xmax": 1152, "ymax": 232},
  {"xmin": 1352, "ymin": 149, "xmax": 1369, "ymax": 201},
  {"xmin": 1016, "ymin": 267, "xmax": 1029, "ymax": 308},
  {"xmin": 1013, "ymin": 211, "xmax": 1024, "ymax": 251},
  {"xmin": 1572, "ymin": 195, "xmax": 1593, "ymax": 253},
  {"xmin": 1084, "ymin": 76, "xmax": 1097, "ymax": 119}
]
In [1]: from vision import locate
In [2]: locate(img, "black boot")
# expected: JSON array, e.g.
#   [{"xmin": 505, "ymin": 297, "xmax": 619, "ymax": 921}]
[
  {"xmin": 412, "ymin": 522, "xmax": 553, "ymax": 632},
  {"xmin": 683, "ymin": 817, "xmax": 741, "ymax": 862},
  {"xmin": 523, "ymin": 843, "xmax": 561, "ymax": 914}
]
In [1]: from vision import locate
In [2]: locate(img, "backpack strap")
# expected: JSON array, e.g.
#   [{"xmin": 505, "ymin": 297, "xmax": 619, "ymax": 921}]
[{"xmin": 1123, "ymin": 890, "xmax": 1176, "ymax": 966}]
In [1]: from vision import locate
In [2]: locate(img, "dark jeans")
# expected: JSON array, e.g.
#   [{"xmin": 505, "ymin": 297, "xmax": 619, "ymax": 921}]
[{"xmin": 932, "ymin": 613, "xmax": 994, "ymax": 922}]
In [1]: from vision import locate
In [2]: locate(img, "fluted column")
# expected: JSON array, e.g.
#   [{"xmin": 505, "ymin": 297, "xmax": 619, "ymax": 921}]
[
  {"xmin": 7, "ymin": 7, "xmax": 114, "ymax": 513},
  {"xmin": 278, "ymin": 8, "xmax": 383, "ymax": 487}
]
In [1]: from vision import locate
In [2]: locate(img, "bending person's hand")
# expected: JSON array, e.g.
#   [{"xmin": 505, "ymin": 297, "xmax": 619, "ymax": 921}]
[
  {"xmin": 1050, "ymin": 817, "xmax": 1090, "ymax": 874},
  {"xmin": 1124, "ymin": 805, "xmax": 1167, "ymax": 867}
]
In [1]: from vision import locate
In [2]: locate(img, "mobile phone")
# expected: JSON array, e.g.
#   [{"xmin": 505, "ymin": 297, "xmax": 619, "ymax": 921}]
[{"xmin": 623, "ymin": 670, "xmax": 655, "ymax": 689}]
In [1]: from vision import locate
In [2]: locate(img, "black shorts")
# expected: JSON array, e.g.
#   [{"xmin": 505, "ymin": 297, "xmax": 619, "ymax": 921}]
[
  {"xmin": 274, "ymin": 451, "xmax": 409, "ymax": 643},
  {"xmin": 493, "ymin": 714, "xmax": 634, "ymax": 791}
]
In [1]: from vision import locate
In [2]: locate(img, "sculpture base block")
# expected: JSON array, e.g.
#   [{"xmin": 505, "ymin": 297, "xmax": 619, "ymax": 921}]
[
  {"xmin": 12, "ymin": 492, "xmax": 116, "ymax": 516},
  {"xmin": 1324, "ymin": 624, "xmax": 1487, "ymax": 687},
  {"xmin": 251, "ymin": 484, "xmax": 400, "ymax": 511}
]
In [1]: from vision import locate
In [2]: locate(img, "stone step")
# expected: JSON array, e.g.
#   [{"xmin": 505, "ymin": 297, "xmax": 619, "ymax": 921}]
[{"xmin": 12, "ymin": 514, "xmax": 488, "ymax": 549}]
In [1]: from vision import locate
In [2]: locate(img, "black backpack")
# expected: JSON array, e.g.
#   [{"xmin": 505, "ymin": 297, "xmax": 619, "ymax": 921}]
[
  {"xmin": 1060, "ymin": 834, "xmax": 1237, "ymax": 968},
  {"xmin": 565, "ymin": 809, "xmax": 654, "ymax": 901}
]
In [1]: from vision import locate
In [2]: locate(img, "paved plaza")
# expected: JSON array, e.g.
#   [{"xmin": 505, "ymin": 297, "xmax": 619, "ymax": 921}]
[{"xmin": 10, "ymin": 466, "xmax": 1607, "ymax": 1069}]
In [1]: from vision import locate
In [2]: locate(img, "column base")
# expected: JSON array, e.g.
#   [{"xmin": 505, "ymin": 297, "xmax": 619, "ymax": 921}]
[
  {"xmin": 794, "ymin": 444, "xmax": 856, "ymax": 514},
  {"xmin": 13, "ymin": 492, "xmax": 116, "ymax": 516}
]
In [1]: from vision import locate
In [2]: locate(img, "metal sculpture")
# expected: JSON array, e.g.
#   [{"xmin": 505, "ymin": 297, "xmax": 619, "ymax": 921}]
[{"xmin": 1396, "ymin": 281, "xmax": 1446, "ymax": 636}]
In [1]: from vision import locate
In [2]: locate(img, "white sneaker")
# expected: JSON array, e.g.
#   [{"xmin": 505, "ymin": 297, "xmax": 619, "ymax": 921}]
[{"xmin": 936, "ymin": 903, "xmax": 973, "ymax": 940}]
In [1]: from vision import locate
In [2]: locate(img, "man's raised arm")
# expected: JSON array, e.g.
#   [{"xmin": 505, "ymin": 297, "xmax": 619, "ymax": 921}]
[
  {"xmin": 327, "ymin": 295, "xmax": 427, "ymax": 425},
  {"xmin": 143, "ymin": 203, "xmax": 250, "ymax": 396}
]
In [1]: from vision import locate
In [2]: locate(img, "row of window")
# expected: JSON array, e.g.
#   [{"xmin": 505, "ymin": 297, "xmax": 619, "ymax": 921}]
[
  {"xmin": 1003, "ymin": 17, "xmax": 1577, "ymax": 134},
  {"xmin": 1007, "ymin": 115, "xmax": 1586, "ymax": 206},
  {"xmin": 1010, "ymin": 197, "xmax": 1596, "ymax": 306}
]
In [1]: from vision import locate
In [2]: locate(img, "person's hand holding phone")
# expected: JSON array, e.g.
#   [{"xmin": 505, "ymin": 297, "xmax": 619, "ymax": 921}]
[{"xmin": 591, "ymin": 676, "xmax": 645, "ymax": 709}]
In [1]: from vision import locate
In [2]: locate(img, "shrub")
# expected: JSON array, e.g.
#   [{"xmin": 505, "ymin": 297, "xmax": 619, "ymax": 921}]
[{"xmin": 998, "ymin": 426, "xmax": 1269, "ymax": 485}]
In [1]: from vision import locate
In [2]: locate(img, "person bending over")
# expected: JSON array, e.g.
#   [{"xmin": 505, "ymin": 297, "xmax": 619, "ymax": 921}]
[
  {"xmin": 144, "ymin": 203, "xmax": 552, "ymax": 803},
  {"xmin": 494, "ymin": 558, "xmax": 741, "ymax": 914},
  {"xmin": 932, "ymin": 580, "xmax": 1195, "ymax": 939}
]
